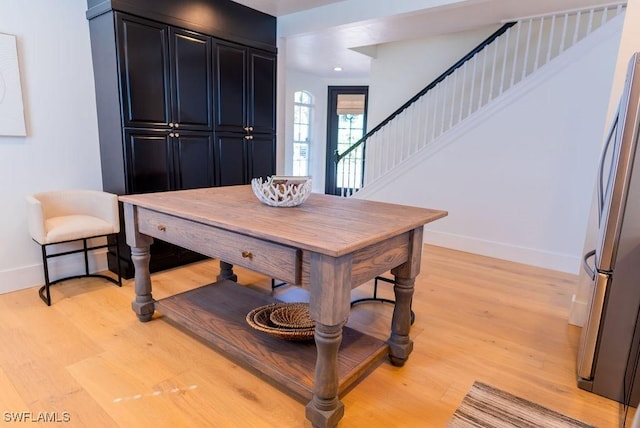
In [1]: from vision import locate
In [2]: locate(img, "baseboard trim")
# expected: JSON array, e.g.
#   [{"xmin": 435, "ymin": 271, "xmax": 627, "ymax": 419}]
[
  {"xmin": 568, "ymin": 294, "xmax": 589, "ymax": 327},
  {"xmin": 0, "ymin": 250, "xmax": 109, "ymax": 295},
  {"xmin": 424, "ymin": 229, "xmax": 580, "ymax": 274}
]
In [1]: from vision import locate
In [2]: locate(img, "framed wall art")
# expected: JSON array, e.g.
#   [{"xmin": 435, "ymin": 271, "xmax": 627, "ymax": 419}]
[{"xmin": 0, "ymin": 33, "xmax": 26, "ymax": 137}]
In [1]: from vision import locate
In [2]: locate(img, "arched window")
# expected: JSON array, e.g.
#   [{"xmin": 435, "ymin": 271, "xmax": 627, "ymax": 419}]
[{"xmin": 293, "ymin": 90, "xmax": 313, "ymax": 176}]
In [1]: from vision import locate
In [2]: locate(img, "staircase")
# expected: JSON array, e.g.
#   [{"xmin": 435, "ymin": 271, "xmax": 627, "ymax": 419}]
[{"xmin": 332, "ymin": 3, "xmax": 626, "ymax": 197}]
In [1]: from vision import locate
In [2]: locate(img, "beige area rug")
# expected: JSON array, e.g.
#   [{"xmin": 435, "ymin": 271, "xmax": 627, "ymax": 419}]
[{"xmin": 448, "ymin": 382, "xmax": 597, "ymax": 428}]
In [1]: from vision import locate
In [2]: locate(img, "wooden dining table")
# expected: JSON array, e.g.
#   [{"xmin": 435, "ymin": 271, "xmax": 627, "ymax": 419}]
[{"xmin": 119, "ymin": 185, "xmax": 447, "ymax": 427}]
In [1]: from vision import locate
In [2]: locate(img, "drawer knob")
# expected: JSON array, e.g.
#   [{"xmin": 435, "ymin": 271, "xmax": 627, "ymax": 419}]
[
  {"xmin": 158, "ymin": 225, "xmax": 166, "ymax": 232},
  {"xmin": 241, "ymin": 250, "xmax": 253, "ymax": 260}
]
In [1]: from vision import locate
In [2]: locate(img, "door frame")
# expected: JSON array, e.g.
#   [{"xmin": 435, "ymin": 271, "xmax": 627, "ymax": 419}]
[{"xmin": 324, "ymin": 86, "xmax": 368, "ymax": 195}]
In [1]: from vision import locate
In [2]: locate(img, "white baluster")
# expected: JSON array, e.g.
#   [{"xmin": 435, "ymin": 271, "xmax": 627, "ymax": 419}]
[
  {"xmin": 398, "ymin": 111, "xmax": 404, "ymax": 164},
  {"xmin": 417, "ymin": 96, "xmax": 426, "ymax": 153},
  {"xmin": 407, "ymin": 102, "xmax": 415, "ymax": 160},
  {"xmin": 586, "ymin": 8, "xmax": 595, "ymax": 36},
  {"xmin": 522, "ymin": 18, "xmax": 533, "ymax": 80},
  {"xmin": 572, "ymin": 11, "xmax": 582, "ymax": 45},
  {"xmin": 533, "ymin": 17, "xmax": 544, "ymax": 71},
  {"xmin": 478, "ymin": 46, "xmax": 488, "ymax": 109},
  {"xmin": 431, "ymin": 84, "xmax": 439, "ymax": 142},
  {"xmin": 510, "ymin": 22, "xmax": 522, "ymax": 87},
  {"xmin": 488, "ymin": 36, "xmax": 499, "ymax": 102},
  {"xmin": 449, "ymin": 70, "xmax": 458, "ymax": 129},
  {"xmin": 469, "ymin": 54, "xmax": 478, "ymax": 117},
  {"xmin": 499, "ymin": 26, "xmax": 511, "ymax": 95},
  {"xmin": 422, "ymin": 96, "xmax": 430, "ymax": 150},
  {"xmin": 439, "ymin": 79, "xmax": 448, "ymax": 135},
  {"xmin": 600, "ymin": 6, "xmax": 607, "ymax": 27},
  {"xmin": 382, "ymin": 126, "xmax": 388, "ymax": 181},
  {"xmin": 369, "ymin": 134, "xmax": 377, "ymax": 185},
  {"xmin": 559, "ymin": 13, "xmax": 569, "ymax": 53},
  {"xmin": 546, "ymin": 15, "xmax": 556, "ymax": 64},
  {"xmin": 459, "ymin": 60, "xmax": 468, "ymax": 122}
]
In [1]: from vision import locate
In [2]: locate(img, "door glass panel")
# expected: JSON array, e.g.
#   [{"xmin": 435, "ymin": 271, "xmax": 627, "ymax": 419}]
[
  {"xmin": 336, "ymin": 95, "xmax": 365, "ymax": 190},
  {"xmin": 325, "ymin": 87, "xmax": 368, "ymax": 195}
]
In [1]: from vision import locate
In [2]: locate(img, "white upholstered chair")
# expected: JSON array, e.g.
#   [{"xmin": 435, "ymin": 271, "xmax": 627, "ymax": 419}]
[{"xmin": 26, "ymin": 189, "xmax": 122, "ymax": 305}]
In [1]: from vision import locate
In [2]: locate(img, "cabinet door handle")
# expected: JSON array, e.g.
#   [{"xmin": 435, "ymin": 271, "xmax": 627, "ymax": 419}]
[
  {"xmin": 174, "ymin": 123, "xmax": 179, "ymax": 128},
  {"xmin": 244, "ymin": 135, "xmax": 253, "ymax": 140},
  {"xmin": 248, "ymin": 126, "xmax": 253, "ymax": 132},
  {"xmin": 169, "ymin": 123, "xmax": 174, "ymax": 128},
  {"xmin": 169, "ymin": 133, "xmax": 175, "ymax": 138},
  {"xmin": 241, "ymin": 250, "xmax": 253, "ymax": 260},
  {"xmin": 174, "ymin": 133, "xmax": 180, "ymax": 137},
  {"xmin": 158, "ymin": 225, "xmax": 166, "ymax": 232}
]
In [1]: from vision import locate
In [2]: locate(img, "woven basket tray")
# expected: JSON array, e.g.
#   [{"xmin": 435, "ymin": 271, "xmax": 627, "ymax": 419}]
[
  {"xmin": 246, "ymin": 303, "xmax": 315, "ymax": 341},
  {"xmin": 269, "ymin": 303, "xmax": 314, "ymax": 329}
]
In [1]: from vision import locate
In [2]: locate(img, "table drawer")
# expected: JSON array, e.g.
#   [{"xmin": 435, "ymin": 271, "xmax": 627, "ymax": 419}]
[{"xmin": 137, "ymin": 208, "xmax": 300, "ymax": 284}]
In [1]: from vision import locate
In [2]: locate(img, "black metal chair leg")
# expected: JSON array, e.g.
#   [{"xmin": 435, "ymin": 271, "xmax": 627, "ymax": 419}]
[
  {"xmin": 83, "ymin": 238, "xmax": 90, "ymax": 276},
  {"xmin": 39, "ymin": 245, "xmax": 52, "ymax": 306},
  {"xmin": 36, "ymin": 232, "xmax": 123, "ymax": 305},
  {"xmin": 271, "ymin": 279, "xmax": 287, "ymax": 289},
  {"xmin": 115, "ymin": 234, "xmax": 122, "ymax": 286},
  {"xmin": 351, "ymin": 276, "xmax": 416, "ymax": 325}
]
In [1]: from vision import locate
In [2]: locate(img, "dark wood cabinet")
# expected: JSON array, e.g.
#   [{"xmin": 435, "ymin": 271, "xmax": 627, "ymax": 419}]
[
  {"xmin": 171, "ymin": 30, "xmax": 213, "ymax": 130},
  {"xmin": 214, "ymin": 41, "xmax": 276, "ymax": 135},
  {"xmin": 116, "ymin": 16, "xmax": 170, "ymax": 127},
  {"xmin": 215, "ymin": 133, "xmax": 276, "ymax": 186},
  {"xmin": 213, "ymin": 40, "xmax": 276, "ymax": 184},
  {"xmin": 174, "ymin": 132, "xmax": 216, "ymax": 189},
  {"xmin": 117, "ymin": 14, "xmax": 213, "ymax": 131},
  {"xmin": 248, "ymin": 133, "xmax": 277, "ymax": 179},
  {"xmin": 249, "ymin": 50, "xmax": 277, "ymax": 135},
  {"xmin": 123, "ymin": 130, "xmax": 173, "ymax": 194},
  {"xmin": 124, "ymin": 129, "xmax": 214, "ymax": 193},
  {"xmin": 215, "ymin": 134, "xmax": 246, "ymax": 186},
  {"xmin": 214, "ymin": 42, "xmax": 247, "ymax": 133},
  {"xmin": 87, "ymin": 0, "xmax": 276, "ymax": 277}
]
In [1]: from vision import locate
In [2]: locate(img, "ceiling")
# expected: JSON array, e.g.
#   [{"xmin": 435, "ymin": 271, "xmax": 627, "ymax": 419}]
[
  {"xmin": 232, "ymin": 0, "xmax": 623, "ymax": 78},
  {"xmin": 232, "ymin": 0, "xmax": 344, "ymax": 16}
]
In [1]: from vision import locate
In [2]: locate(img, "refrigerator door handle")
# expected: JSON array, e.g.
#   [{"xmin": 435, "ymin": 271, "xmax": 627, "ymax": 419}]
[
  {"xmin": 583, "ymin": 249, "xmax": 597, "ymax": 280},
  {"xmin": 598, "ymin": 110, "xmax": 619, "ymax": 224}
]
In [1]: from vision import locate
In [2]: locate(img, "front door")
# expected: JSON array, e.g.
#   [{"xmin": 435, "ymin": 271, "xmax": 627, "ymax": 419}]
[{"xmin": 325, "ymin": 86, "xmax": 368, "ymax": 195}]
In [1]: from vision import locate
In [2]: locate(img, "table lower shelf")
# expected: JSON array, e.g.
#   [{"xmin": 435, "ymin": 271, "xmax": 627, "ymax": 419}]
[{"xmin": 154, "ymin": 279, "xmax": 389, "ymax": 402}]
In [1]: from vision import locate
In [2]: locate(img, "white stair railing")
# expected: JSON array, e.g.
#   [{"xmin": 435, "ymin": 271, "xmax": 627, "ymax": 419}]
[{"xmin": 334, "ymin": 3, "xmax": 625, "ymax": 197}]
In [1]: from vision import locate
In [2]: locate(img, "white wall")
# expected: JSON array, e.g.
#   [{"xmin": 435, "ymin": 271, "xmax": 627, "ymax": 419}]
[
  {"xmin": 367, "ymin": 25, "xmax": 499, "ymax": 127},
  {"xmin": 282, "ymin": 69, "xmax": 368, "ymax": 192},
  {"xmin": 0, "ymin": 0, "xmax": 104, "ymax": 293},
  {"xmin": 361, "ymin": 16, "xmax": 622, "ymax": 274}
]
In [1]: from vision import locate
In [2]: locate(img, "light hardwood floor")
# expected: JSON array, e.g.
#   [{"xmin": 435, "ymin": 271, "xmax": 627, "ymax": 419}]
[{"xmin": 0, "ymin": 245, "xmax": 630, "ymax": 427}]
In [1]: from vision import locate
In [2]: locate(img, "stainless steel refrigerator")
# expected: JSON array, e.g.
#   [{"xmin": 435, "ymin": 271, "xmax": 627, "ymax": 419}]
[{"xmin": 577, "ymin": 52, "xmax": 640, "ymax": 407}]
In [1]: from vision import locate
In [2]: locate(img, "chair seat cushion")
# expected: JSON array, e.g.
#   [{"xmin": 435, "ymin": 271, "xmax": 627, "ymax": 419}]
[{"xmin": 43, "ymin": 215, "xmax": 117, "ymax": 244}]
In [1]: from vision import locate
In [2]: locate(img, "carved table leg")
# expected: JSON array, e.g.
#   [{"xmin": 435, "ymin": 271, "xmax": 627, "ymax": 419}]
[
  {"xmin": 217, "ymin": 261, "xmax": 237, "ymax": 282},
  {"xmin": 388, "ymin": 275, "xmax": 415, "ymax": 366},
  {"xmin": 305, "ymin": 322, "xmax": 345, "ymax": 428},
  {"xmin": 131, "ymin": 244, "xmax": 154, "ymax": 322}
]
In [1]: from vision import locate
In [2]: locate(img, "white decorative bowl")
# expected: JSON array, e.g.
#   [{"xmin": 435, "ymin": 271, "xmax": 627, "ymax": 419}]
[{"xmin": 251, "ymin": 176, "xmax": 312, "ymax": 207}]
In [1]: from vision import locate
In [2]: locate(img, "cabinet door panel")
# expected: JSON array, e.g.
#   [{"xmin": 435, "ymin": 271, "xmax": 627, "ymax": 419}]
[
  {"xmin": 171, "ymin": 29, "xmax": 213, "ymax": 130},
  {"xmin": 216, "ymin": 134, "xmax": 246, "ymax": 186},
  {"xmin": 117, "ymin": 14, "xmax": 171, "ymax": 127},
  {"xmin": 248, "ymin": 134, "xmax": 276, "ymax": 180},
  {"xmin": 175, "ymin": 132, "xmax": 214, "ymax": 189},
  {"xmin": 214, "ymin": 42, "xmax": 247, "ymax": 132},
  {"xmin": 250, "ymin": 51, "xmax": 276, "ymax": 134},
  {"xmin": 124, "ymin": 129, "xmax": 173, "ymax": 194}
]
